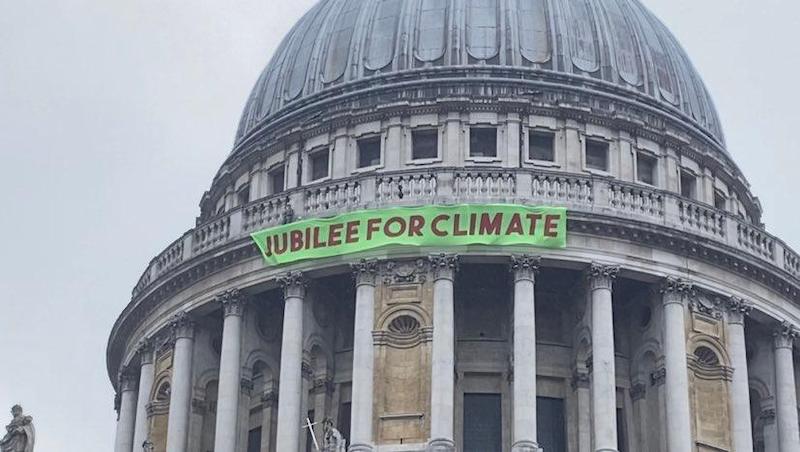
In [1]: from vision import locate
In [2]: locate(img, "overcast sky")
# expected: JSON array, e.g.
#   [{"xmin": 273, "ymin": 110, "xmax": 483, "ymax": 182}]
[{"xmin": 0, "ymin": 0, "xmax": 798, "ymax": 450}]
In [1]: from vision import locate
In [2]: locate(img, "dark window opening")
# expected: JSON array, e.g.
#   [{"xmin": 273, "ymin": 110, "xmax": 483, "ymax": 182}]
[
  {"xmin": 469, "ymin": 127, "xmax": 498, "ymax": 158},
  {"xmin": 412, "ymin": 129, "xmax": 439, "ymax": 160},
  {"xmin": 357, "ymin": 136, "xmax": 381, "ymax": 168},
  {"xmin": 247, "ymin": 427, "xmax": 262, "ymax": 452},
  {"xmin": 310, "ymin": 150, "xmax": 330, "ymax": 181},
  {"xmin": 337, "ymin": 402, "xmax": 352, "ymax": 449},
  {"xmin": 463, "ymin": 393, "xmax": 502, "ymax": 452},
  {"xmin": 617, "ymin": 408, "xmax": 628, "ymax": 452},
  {"xmin": 237, "ymin": 185, "xmax": 250, "ymax": 206},
  {"xmin": 636, "ymin": 153, "xmax": 657, "ymax": 185},
  {"xmin": 537, "ymin": 397, "xmax": 566, "ymax": 452},
  {"xmin": 529, "ymin": 131, "xmax": 555, "ymax": 162},
  {"xmin": 714, "ymin": 190, "xmax": 727, "ymax": 210},
  {"xmin": 680, "ymin": 171, "xmax": 697, "ymax": 199},
  {"xmin": 585, "ymin": 139, "xmax": 609, "ymax": 171},
  {"xmin": 269, "ymin": 166, "xmax": 285, "ymax": 195}
]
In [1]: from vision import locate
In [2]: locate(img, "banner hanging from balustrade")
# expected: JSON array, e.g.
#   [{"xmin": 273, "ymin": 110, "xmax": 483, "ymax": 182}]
[{"xmin": 251, "ymin": 204, "xmax": 567, "ymax": 266}]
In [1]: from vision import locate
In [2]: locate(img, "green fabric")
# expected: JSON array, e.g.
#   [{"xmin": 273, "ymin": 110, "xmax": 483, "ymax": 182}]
[{"xmin": 251, "ymin": 204, "xmax": 567, "ymax": 266}]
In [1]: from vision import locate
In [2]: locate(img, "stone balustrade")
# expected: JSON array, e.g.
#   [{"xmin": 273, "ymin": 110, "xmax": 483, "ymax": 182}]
[{"xmin": 130, "ymin": 167, "xmax": 800, "ymax": 299}]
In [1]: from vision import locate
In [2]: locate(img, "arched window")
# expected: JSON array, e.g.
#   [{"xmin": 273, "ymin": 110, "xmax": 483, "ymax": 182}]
[{"xmin": 694, "ymin": 346, "xmax": 721, "ymax": 367}]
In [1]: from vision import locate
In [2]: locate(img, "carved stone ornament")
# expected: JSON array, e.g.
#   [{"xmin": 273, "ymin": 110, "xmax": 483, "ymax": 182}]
[
  {"xmin": 760, "ymin": 408, "xmax": 776, "ymax": 424},
  {"xmin": 650, "ymin": 367, "xmax": 666, "ymax": 386},
  {"xmin": 312, "ymin": 377, "xmax": 335, "ymax": 395},
  {"xmin": 0, "ymin": 405, "xmax": 35, "ymax": 452},
  {"xmin": 660, "ymin": 277, "xmax": 694, "ymax": 306},
  {"xmin": 169, "ymin": 311, "xmax": 196, "ymax": 339},
  {"xmin": 118, "ymin": 367, "xmax": 139, "ymax": 392},
  {"xmin": 724, "ymin": 296, "xmax": 753, "ymax": 324},
  {"xmin": 240, "ymin": 378, "xmax": 254, "ymax": 396},
  {"xmin": 261, "ymin": 390, "xmax": 278, "ymax": 406},
  {"xmin": 351, "ymin": 259, "xmax": 379, "ymax": 286},
  {"xmin": 511, "ymin": 255, "xmax": 541, "ymax": 282},
  {"xmin": 630, "ymin": 383, "xmax": 647, "ymax": 401},
  {"xmin": 428, "ymin": 253, "xmax": 459, "ymax": 281},
  {"xmin": 586, "ymin": 263, "xmax": 619, "ymax": 291},
  {"xmin": 571, "ymin": 370, "xmax": 590, "ymax": 390},
  {"xmin": 773, "ymin": 321, "xmax": 799, "ymax": 349},
  {"xmin": 278, "ymin": 271, "xmax": 307, "ymax": 298},
  {"xmin": 135, "ymin": 337, "xmax": 155, "ymax": 366},
  {"xmin": 688, "ymin": 296, "xmax": 723, "ymax": 320},
  {"xmin": 381, "ymin": 259, "xmax": 428, "ymax": 285},
  {"xmin": 216, "ymin": 288, "xmax": 248, "ymax": 317}
]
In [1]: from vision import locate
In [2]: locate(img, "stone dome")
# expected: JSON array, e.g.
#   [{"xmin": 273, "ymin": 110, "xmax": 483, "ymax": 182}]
[{"xmin": 235, "ymin": 0, "xmax": 723, "ymax": 149}]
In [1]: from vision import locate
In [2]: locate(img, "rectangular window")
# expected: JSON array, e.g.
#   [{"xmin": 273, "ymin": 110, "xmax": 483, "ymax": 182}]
[
  {"xmin": 247, "ymin": 427, "xmax": 262, "ymax": 452},
  {"xmin": 636, "ymin": 153, "xmax": 657, "ymax": 185},
  {"xmin": 338, "ymin": 402, "xmax": 352, "ymax": 449},
  {"xmin": 463, "ymin": 393, "xmax": 502, "ymax": 452},
  {"xmin": 412, "ymin": 129, "xmax": 439, "ymax": 160},
  {"xmin": 529, "ymin": 131, "xmax": 555, "ymax": 162},
  {"xmin": 237, "ymin": 185, "xmax": 250, "ymax": 206},
  {"xmin": 269, "ymin": 166, "xmax": 285, "ymax": 195},
  {"xmin": 469, "ymin": 127, "xmax": 498, "ymax": 158},
  {"xmin": 357, "ymin": 136, "xmax": 381, "ymax": 168},
  {"xmin": 680, "ymin": 171, "xmax": 697, "ymax": 199},
  {"xmin": 714, "ymin": 189, "xmax": 727, "ymax": 210},
  {"xmin": 310, "ymin": 149, "xmax": 330, "ymax": 181},
  {"xmin": 585, "ymin": 139, "xmax": 609, "ymax": 171},
  {"xmin": 537, "ymin": 397, "xmax": 566, "ymax": 452}
]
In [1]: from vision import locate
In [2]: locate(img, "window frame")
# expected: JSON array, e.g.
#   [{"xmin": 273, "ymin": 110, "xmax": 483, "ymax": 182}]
[
  {"xmin": 680, "ymin": 169, "xmax": 698, "ymax": 200},
  {"xmin": 308, "ymin": 147, "xmax": 331, "ymax": 183},
  {"xmin": 635, "ymin": 151, "xmax": 658, "ymax": 186},
  {"xmin": 583, "ymin": 137, "xmax": 611, "ymax": 174},
  {"xmin": 409, "ymin": 128, "xmax": 442, "ymax": 164},
  {"xmin": 267, "ymin": 164, "xmax": 286, "ymax": 195},
  {"xmin": 355, "ymin": 134, "xmax": 383, "ymax": 171},
  {"xmin": 467, "ymin": 126, "xmax": 500, "ymax": 162},
  {"xmin": 526, "ymin": 129, "xmax": 558, "ymax": 166}
]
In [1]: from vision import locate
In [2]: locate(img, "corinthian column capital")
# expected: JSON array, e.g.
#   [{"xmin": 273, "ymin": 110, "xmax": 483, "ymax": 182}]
[
  {"xmin": 773, "ymin": 321, "xmax": 799, "ymax": 349},
  {"xmin": 216, "ymin": 288, "xmax": 248, "ymax": 317},
  {"xmin": 278, "ymin": 271, "xmax": 307, "ymax": 298},
  {"xmin": 585, "ymin": 263, "xmax": 619, "ymax": 291},
  {"xmin": 511, "ymin": 255, "xmax": 541, "ymax": 283},
  {"xmin": 135, "ymin": 337, "xmax": 155, "ymax": 365},
  {"xmin": 118, "ymin": 367, "xmax": 138, "ymax": 392},
  {"xmin": 724, "ymin": 296, "xmax": 753, "ymax": 325},
  {"xmin": 660, "ymin": 277, "xmax": 693, "ymax": 306},
  {"xmin": 351, "ymin": 259, "xmax": 379, "ymax": 287},
  {"xmin": 169, "ymin": 311, "xmax": 196, "ymax": 339},
  {"xmin": 428, "ymin": 253, "xmax": 459, "ymax": 281}
]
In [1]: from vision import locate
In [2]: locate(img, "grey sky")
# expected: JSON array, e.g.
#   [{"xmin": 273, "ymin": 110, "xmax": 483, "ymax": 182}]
[{"xmin": 0, "ymin": 1, "xmax": 797, "ymax": 450}]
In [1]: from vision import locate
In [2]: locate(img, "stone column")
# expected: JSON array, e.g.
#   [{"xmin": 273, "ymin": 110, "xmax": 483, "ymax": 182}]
[
  {"xmin": 260, "ymin": 389, "xmax": 278, "ymax": 452},
  {"xmin": 166, "ymin": 313, "xmax": 195, "ymax": 452},
  {"xmin": 350, "ymin": 260, "xmax": 378, "ymax": 452},
  {"xmin": 572, "ymin": 370, "xmax": 592, "ymax": 452},
  {"xmin": 214, "ymin": 289, "xmax": 248, "ymax": 452},
  {"xmin": 115, "ymin": 368, "xmax": 138, "ymax": 452},
  {"xmin": 587, "ymin": 263, "xmax": 619, "ymax": 452},
  {"xmin": 511, "ymin": 255, "xmax": 541, "ymax": 452},
  {"xmin": 276, "ymin": 271, "xmax": 307, "ymax": 452},
  {"xmin": 660, "ymin": 278, "xmax": 693, "ymax": 452},
  {"xmin": 428, "ymin": 254, "xmax": 458, "ymax": 452},
  {"xmin": 773, "ymin": 322, "xmax": 800, "ymax": 452},
  {"xmin": 133, "ymin": 339, "xmax": 156, "ymax": 450},
  {"xmin": 725, "ymin": 297, "xmax": 754, "ymax": 452}
]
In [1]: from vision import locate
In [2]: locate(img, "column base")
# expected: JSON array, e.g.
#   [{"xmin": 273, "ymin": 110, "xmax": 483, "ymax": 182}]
[
  {"xmin": 348, "ymin": 443, "xmax": 374, "ymax": 452},
  {"xmin": 426, "ymin": 438, "xmax": 456, "ymax": 452},
  {"xmin": 512, "ymin": 440, "xmax": 542, "ymax": 452}
]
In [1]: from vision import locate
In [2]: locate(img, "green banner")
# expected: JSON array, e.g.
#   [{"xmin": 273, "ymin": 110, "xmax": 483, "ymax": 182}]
[{"xmin": 251, "ymin": 204, "xmax": 567, "ymax": 266}]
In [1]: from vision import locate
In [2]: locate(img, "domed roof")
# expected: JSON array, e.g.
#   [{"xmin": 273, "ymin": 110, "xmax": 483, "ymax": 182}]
[{"xmin": 235, "ymin": 0, "xmax": 723, "ymax": 147}]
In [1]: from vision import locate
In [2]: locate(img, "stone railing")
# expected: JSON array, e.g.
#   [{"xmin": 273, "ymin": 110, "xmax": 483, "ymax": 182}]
[{"xmin": 131, "ymin": 167, "xmax": 800, "ymax": 298}]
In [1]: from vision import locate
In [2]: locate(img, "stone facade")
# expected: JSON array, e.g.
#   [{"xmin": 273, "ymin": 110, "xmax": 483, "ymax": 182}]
[{"xmin": 108, "ymin": 1, "xmax": 800, "ymax": 452}]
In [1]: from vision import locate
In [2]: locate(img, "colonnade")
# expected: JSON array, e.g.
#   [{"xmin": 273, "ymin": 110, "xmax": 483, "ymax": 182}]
[{"xmin": 113, "ymin": 257, "xmax": 800, "ymax": 452}]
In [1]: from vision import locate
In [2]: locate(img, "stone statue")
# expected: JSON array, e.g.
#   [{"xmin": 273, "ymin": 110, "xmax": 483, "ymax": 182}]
[
  {"xmin": 322, "ymin": 418, "xmax": 346, "ymax": 452},
  {"xmin": 0, "ymin": 405, "xmax": 34, "ymax": 452}
]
